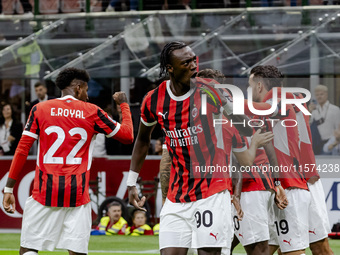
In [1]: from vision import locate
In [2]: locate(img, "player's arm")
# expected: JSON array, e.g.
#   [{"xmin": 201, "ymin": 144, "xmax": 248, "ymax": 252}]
[
  {"xmin": 3, "ymin": 135, "xmax": 35, "ymax": 214},
  {"xmin": 199, "ymin": 83, "xmax": 253, "ymax": 136},
  {"xmin": 231, "ymin": 154, "xmax": 243, "ymax": 221},
  {"xmin": 226, "ymin": 114, "xmax": 253, "ymax": 137},
  {"xmin": 127, "ymin": 122, "xmax": 155, "ymax": 211},
  {"xmin": 159, "ymin": 146, "xmax": 171, "ymax": 205},
  {"xmin": 111, "ymin": 92, "xmax": 134, "ymax": 144},
  {"xmin": 234, "ymin": 129, "xmax": 274, "ymax": 167},
  {"xmin": 263, "ymin": 142, "xmax": 288, "ymax": 210}
]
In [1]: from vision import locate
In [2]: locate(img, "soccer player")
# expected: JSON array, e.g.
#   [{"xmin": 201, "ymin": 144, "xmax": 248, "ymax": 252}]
[
  {"xmin": 245, "ymin": 67, "xmax": 332, "ymax": 255},
  {"xmin": 2, "ymin": 67, "xmax": 134, "ymax": 255},
  {"xmin": 281, "ymin": 92, "xmax": 333, "ymax": 255},
  {"xmin": 248, "ymin": 65, "xmax": 310, "ymax": 255},
  {"xmin": 196, "ymin": 68, "xmax": 288, "ymax": 255},
  {"xmin": 127, "ymin": 42, "xmax": 273, "ymax": 255}
]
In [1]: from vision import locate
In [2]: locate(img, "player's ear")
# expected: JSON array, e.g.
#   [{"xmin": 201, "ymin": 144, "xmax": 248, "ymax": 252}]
[
  {"xmin": 73, "ymin": 84, "xmax": 81, "ymax": 98},
  {"xmin": 166, "ymin": 64, "xmax": 173, "ymax": 74},
  {"xmin": 257, "ymin": 81, "xmax": 263, "ymax": 93}
]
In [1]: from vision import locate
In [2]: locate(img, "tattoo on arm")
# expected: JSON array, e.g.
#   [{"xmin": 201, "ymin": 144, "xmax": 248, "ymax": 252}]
[
  {"xmin": 160, "ymin": 148, "xmax": 171, "ymax": 202},
  {"xmin": 231, "ymin": 154, "xmax": 242, "ymax": 197}
]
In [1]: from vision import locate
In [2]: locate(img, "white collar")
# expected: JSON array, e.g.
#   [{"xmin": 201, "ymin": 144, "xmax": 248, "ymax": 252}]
[
  {"xmin": 166, "ymin": 80, "xmax": 194, "ymax": 102},
  {"xmin": 317, "ymin": 100, "xmax": 329, "ymax": 110},
  {"xmin": 57, "ymin": 95, "xmax": 78, "ymax": 101}
]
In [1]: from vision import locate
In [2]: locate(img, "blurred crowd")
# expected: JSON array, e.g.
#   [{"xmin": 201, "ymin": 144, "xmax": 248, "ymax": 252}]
[
  {"xmin": 0, "ymin": 0, "xmax": 337, "ymax": 15},
  {"xmin": 1, "ymin": 78, "xmax": 339, "ymax": 157}
]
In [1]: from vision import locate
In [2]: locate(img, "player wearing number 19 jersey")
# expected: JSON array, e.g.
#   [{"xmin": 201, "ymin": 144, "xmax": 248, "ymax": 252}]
[
  {"xmin": 291, "ymin": 93, "xmax": 332, "ymax": 255},
  {"xmin": 2, "ymin": 68, "xmax": 134, "ymax": 255},
  {"xmin": 248, "ymin": 66, "xmax": 310, "ymax": 255}
]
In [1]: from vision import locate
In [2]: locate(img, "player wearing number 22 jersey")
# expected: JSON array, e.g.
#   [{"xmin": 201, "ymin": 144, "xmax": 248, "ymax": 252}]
[
  {"xmin": 24, "ymin": 95, "xmax": 132, "ymax": 207},
  {"xmin": 3, "ymin": 68, "xmax": 133, "ymax": 254}
]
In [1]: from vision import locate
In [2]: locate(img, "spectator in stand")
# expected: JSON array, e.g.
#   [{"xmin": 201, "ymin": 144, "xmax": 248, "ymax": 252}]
[
  {"xmin": 0, "ymin": 103, "xmax": 23, "ymax": 156},
  {"xmin": 20, "ymin": 0, "xmax": 33, "ymax": 14},
  {"xmin": 1, "ymin": 0, "xmax": 33, "ymax": 15},
  {"xmin": 323, "ymin": 124, "xmax": 340, "ymax": 155},
  {"xmin": 153, "ymin": 223, "xmax": 159, "ymax": 235},
  {"xmin": 97, "ymin": 202, "xmax": 128, "ymax": 235},
  {"xmin": 309, "ymin": 85, "xmax": 340, "ymax": 154},
  {"xmin": 106, "ymin": 0, "xmax": 138, "ymax": 11},
  {"xmin": 26, "ymin": 82, "xmax": 55, "ymax": 118},
  {"xmin": 163, "ymin": 0, "xmax": 191, "ymax": 9},
  {"xmin": 153, "ymin": 137, "xmax": 163, "ymax": 155},
  {"xmin": 125, "ymin": 210, "xmax": 153, "ymax": 236}
]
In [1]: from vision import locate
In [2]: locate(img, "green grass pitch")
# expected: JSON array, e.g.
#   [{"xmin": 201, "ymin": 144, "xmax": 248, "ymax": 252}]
[{"xmin": 0, "ymin": 234, "xmax": 339, "ymax": 254}]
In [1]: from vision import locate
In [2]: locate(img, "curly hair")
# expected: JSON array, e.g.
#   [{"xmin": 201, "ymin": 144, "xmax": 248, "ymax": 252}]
[
  {"xmin": 197, "ymin": 69, "xmax": 226, "ymax": 84},
  {"xmin": 55, "ymin": 67, "xmax": 90, "ymax": 90},
  {"xmin": 159, "ymin": 41, "xmax": 187, "ymax": 78},
  {"xmin": 250, "ymin": 65, "xmax": 283, "ymax": 91}
]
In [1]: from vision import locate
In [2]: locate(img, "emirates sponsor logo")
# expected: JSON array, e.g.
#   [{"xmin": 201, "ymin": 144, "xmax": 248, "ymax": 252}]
[{"xmin": 164, "ymin": 125, "xmax": 203, "ymax": 147}]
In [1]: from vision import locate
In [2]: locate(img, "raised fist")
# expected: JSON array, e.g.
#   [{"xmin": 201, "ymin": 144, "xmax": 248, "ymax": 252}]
[{"xmin": 113, "ymin": 92, "xmax": 128, "ymax": 105}]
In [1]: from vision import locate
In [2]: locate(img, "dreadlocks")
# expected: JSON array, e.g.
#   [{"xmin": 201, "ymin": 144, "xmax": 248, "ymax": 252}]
[{"xmin": 159, "ymin": 41, "xmax": 188, "ymax": 78}]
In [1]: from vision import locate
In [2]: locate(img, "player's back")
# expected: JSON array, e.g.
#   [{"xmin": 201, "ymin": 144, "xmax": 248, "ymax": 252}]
[
  {"xmin": 35, "ymin": 97, "xmax": 98, "ymax": 170},
  {"xmin": 25, "ymin": 95, "xmax": 118, "ymax": 207}
]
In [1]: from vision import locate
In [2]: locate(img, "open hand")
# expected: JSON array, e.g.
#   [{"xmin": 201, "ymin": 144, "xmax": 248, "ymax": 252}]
[{"xmin": 252, "ymin": 129, "xmax": 274, "ymax": 148}]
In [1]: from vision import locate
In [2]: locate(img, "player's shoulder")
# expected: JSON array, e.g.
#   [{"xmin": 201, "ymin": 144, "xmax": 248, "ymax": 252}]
[{"xmin": 143, "ymin": 80, "xmax": 167, "ymax": 102}]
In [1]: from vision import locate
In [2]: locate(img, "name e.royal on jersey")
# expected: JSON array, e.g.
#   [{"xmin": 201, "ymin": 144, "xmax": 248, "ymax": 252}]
[{"xmin": 50, "ymin": 108, "xmax": 85, "ymax": 119}]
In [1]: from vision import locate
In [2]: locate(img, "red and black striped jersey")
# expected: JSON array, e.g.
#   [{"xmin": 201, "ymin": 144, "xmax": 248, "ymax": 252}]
[
  {"xmin": 141, "ymin": 79, "xmax": 246, "ymax": 203},
  {"xmin": 240, "ymin": 135, "xmax": 275, "ymax": 192},
  {"xmin": 260, "ymin": 88, "xmax": 308, "ymax": 190},
  {"xmin": 24, "ymin": 96, "xmax": 122, "ymax": 207},
  {"xmin": 290, "ymin": 93, "xmax": 319, "ymax": 180}
]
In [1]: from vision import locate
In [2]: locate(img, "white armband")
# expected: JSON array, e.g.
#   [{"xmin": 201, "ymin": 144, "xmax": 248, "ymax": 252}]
[
  {"xmin": 126, "ymin": 170, "xmax": 139, "ymax": 187},
  {"xmin": 4, "ymin": 187, "xmax": 13, "ymax": 194}
]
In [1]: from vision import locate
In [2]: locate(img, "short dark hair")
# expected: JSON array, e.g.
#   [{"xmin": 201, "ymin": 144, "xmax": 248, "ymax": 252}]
[
  {"xmin": 107, "ymin": 201, "xmax": 122, "ymax": 210},
  {"xmin": 160, "ymin": 41, "xmax": 187, "ymax": 77},
  {"xmin": 55, "ymin": 67, "xmax": 90, "ymax": 90},
  {"xmin": 0, "ymin": 103, "xmax": 14, "ymax": 125},
  {"xmin": 34, "ymin": 81, "xmax": 46, "ymax": 88},
  {"xmin": 250, "ymin": 65, "xmax": 283, "ymax": 91},
  {"xmin": 197, "ymin": 69, "xmax": 226, "ymax": 84}
]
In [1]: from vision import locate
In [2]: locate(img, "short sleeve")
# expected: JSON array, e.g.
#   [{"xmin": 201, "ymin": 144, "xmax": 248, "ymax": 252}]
[
  {"xmin": 93, "ymin": 107, "xmax": 121, "ymax": 138},
  {"xmin": 140, "ymin": 91, "xmax": 157, "ymax": 126},
  {"xmin": 23, "ymin": 105, "xmax": 40, "ymax": 139},
  {"xmin": 231, "ymin": 128, "xmax": 247, "ymax": 153}
]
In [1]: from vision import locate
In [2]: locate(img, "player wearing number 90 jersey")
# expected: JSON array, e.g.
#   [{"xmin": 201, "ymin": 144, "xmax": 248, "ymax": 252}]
[{"xmin": 2, "ymin": 68, "xmax": 134, "ymax": 255}]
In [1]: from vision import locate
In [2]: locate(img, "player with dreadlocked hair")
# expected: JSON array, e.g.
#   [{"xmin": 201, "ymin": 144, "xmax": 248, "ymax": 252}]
[
  {"xmin": 126, "ymin": 40, "xmax": 269, "ymax": 255},
  {"xmin": 159, "ymin": 41, "xmax": 188, "ymax": 78}
]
